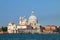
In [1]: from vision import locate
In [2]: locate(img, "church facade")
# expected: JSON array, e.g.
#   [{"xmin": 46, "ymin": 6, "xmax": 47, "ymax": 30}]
[{"xmin": 7, "ymin": 11, "xmax": 41, "ymax": 33}]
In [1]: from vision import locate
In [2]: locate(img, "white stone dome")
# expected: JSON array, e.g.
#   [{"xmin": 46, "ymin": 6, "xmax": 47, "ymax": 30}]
[
  {"xmin": 29, "ymin": 11, "xmax": 37, "ymax": 20},
  {"xmin": 29, "ymin": 15, "xmax": 37, "ymax": 20}
]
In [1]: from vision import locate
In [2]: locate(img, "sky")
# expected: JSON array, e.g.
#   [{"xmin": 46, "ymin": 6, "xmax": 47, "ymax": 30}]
[{"xmin": 0, "ymin": 0, "xmax": 60, "ymax": 26}]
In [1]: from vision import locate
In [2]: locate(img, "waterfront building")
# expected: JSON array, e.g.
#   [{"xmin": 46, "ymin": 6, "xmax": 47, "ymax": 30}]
[
  {"xmin": 28, "ymin": 11, "xmax": 38, "ymax": 29},
  {"xmin": 17, "ymin": 16, "xmax": 27, "ymax": 29},
  {"xmin": 7, "ymin": 22, "xmax": 17, "ymax": 33},
  {"xmin": 0, "ymin": 28, "xmax": 2, "ymax": 32},
  {"xmin": 43, "ymin": 25, "xmax": 57, "ymax": 33},
  {"xmin": 7, "ymin": 11, "xmax": 41, "ymax": 33},
  {"xmin": 28, "ymin": 11, "xmax": 41, "ymax": 33}
]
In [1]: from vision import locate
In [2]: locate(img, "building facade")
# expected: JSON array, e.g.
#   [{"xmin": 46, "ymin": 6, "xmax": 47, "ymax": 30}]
[
  {"xmin": 7, "ymin": 11, "xmax": 41, "ymax": 33},
  {"xmin": 7, "ymin": 22, "xmax": 17, "ymax": 33}
]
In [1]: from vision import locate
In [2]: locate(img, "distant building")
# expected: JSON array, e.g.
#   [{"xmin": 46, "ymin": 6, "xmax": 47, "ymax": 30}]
[
  {"xmin": 0, "ymin": 28, "xmax": 2, "ymax": 32},
  {"xmin": 7, "ymin": 22, "xmax": 16, "ymax": 33},
  {"xmin": 7, "ymin": 11, "xmax": 41, "ymax": 33},
  {"xmin": 43, "ymin": 25, "xmax": 57, "ymax": 33},
  {"xmin": 17, "ymin": 16, "xmax": 27, "ymax": 29}
]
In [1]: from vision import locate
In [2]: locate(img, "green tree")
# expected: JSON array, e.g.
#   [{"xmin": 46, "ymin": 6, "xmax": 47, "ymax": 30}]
[{"xmin": 2, "ymin": 26, "xmax": 7, "ymax": 32}]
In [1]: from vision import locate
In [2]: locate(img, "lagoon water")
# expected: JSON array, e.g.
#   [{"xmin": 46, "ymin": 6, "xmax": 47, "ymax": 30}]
[{"xmin": 0, "ymin": 34, "xmax": 60, "ymax": 40}]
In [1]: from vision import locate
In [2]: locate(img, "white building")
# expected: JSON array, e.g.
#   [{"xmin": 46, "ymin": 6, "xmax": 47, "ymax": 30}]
[
  {"xmin": 28, "ymin": 11, "xmax": 41, "ymax": 33},
  {"xmin": 17, "ymin": 16, "xmax": 27, "ymax": 29},
  {"xmin": 28, "ymin": 11, "xmax": 40, "ymax": 29},
  {"xmin": 7, "ymin": 22, "xmax": 16, "ymax": 33},
  {"xmin": 19, "ymin": 16, "xmax": 27, "ymax": 25},
  {"xmin": 7, "ymin": 11, "xmax": 41, "ymax": 33}
]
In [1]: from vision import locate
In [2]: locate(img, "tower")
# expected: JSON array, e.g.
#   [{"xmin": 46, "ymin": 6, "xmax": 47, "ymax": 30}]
[{"xmin": 19, "ymin": 16, "xmax": 27, "ymax": 25}]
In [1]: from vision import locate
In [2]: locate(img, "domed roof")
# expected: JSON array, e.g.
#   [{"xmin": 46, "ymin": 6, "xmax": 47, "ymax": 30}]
[
  {"xmin": 29, "ymin": 11, "xmax": 37, "ymax": 20},
  {"xmin": 29, "ymin": 15, "xmax": 37, "ymax": 20}
]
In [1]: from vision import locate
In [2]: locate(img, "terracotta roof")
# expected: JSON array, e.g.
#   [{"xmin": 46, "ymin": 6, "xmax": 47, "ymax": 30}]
[{"xmin": 17, "ymin": 24, "xmax": 30, "ymax": 26}]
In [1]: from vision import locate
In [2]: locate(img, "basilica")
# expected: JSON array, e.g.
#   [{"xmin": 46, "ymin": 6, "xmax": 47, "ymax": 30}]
[{"xmin": 7, "ymin": 11, "xmax": 42, "ymax": 34}]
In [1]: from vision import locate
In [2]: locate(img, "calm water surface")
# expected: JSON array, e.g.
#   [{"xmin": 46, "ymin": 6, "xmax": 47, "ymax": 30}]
[{"xmin": 0, "ymin": 34, "xmax": 60, "ymax": 40}]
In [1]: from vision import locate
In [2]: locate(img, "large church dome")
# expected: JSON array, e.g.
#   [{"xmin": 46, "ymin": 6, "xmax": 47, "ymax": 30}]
[
  {"xmin": 29, "ymin": 15, "xmax": 37, "ymax": 20},
  {"xmin": 28, "ymin": 11, "xmax": 38, "ymax": 24},
  {"xmin": 29, "ymin": 11, "xmax": 37, "ymax": 20}
]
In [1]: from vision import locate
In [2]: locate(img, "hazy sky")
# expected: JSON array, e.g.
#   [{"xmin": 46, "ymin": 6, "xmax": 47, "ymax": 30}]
[{"xmin": 0, "ymin": 0, "xmax": 60, "ymax": 26}]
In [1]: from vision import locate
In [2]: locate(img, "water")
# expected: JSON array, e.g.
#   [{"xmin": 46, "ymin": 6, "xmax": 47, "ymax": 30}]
[{"xmin": 0, "ymin": 34, "xmax": 60, "ymax": 40}]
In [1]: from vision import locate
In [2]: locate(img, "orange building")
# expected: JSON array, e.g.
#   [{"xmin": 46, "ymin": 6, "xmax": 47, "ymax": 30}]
[
  {"xmin": 43, "ymin": 25, "xmax": 57, "ymax": 33},
  {"xmin": 50, "ymin": 25, "xmax": 57, "ymax": 31},
  {"xmin": 45, "ymin": 26, "xmax": 50, "ymax": 31}
]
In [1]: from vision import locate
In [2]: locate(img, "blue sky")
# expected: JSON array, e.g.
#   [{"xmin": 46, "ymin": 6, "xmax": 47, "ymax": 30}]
[{"xmin": 0, "ymin": 0, "xmax": 60, "ymax": 26}]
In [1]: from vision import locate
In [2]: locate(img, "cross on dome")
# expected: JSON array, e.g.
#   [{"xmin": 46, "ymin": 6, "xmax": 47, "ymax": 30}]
[{"xmin": 29, "ymin": 11, "xmax": 37, "ymax": 20}]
